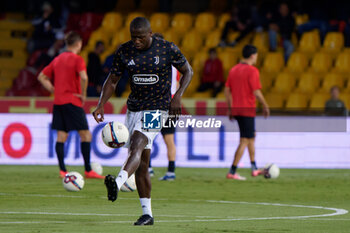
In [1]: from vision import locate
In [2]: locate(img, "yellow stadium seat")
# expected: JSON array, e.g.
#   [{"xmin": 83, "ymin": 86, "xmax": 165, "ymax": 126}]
[
  {"xmin": 87, "ymin": 29, "xmax": 111, "ymax": 50},
  {"xmin": 252, "ymin": 32, "xmax": 269, "ymax": 53},
  {"xmin": 339, "ymin": 93, "xmax": 350, "ymax": 109},
  {"xmin": 265, "ymin": 92, "xmax": 285, "ymax": 109},
  {"xmin": 294, "ymin": 14, "xmax": 309, "ymax": 26},
  {"xmin": 218, "ymin": 13, "xmax": 230, "ymax": 29},
  {"xmin": 259, "ymin": 71, "xmax": 276, "ymax": 92},
  {"xmin": 333, "ymin": 52, "xmax": 350, "ymax": 74},
  {"xmin": 191, "ymin": 51, "xmax": 208, "ymax": 77},
  {"xmin": 285, "ymin": 93, "xmax": 309, "ymax": 109},
  {"xmin": 125, "ymin": 12, "xmax": 146, "ymax": 27},
  {"xmin": 271, "ymin": 72, "xmax": 296, "ymax": 94},
  {"xmin": 262, "ymin": 52, "xmax": 284, "ymax": 73},
  {"xmin": 194, "ymin": 12, "xmax": 216, "ymax": 35},
  {"xmin": 101, "ymin": 12, "xmax": 123, "ymax": 32},
  {"xmin": 181, "ymin": 30, "xmax": 204, "ymax": 57},
  {"xmin": 321, "ymin": 32, "xmax": 344, "ymax": 58},
  {"xmin": 171, "ymin": 13, "xmax": 193, "ymax": 34},
  {"xmin": 320, "ymin": 73, "xmax": 344, "ymax": 92},
  {"xmin": 308, "ymin": 52, "xmax": 332, "ymax": 74},
  {"xmin": 163, "ymin": 28, "xmax": 181, "ymax": 46},
  {"xmin": 150, "ymin": 13, "xmax": 170, "ymax": 33},
  {"xmin": 111, "ymin": 27, "xmax": 131, "ymax": 48},
  {"xmin": 295, "ymin": 72, "xmax": 321, "ymax": 94},
  {"xmin": 204, "ymin": 29, "xmax": 222, "ymax": 49},
  {"xmin": 298, "ymin": 30, "xmax": 320, "ymax": 57},
  {"xmin": 0, "ymin": 58, "xmax": 25, "ymax": 69},
  {"xmin": 309, "ymin": 92, "xmax": 329, "ymax": 109},
  {"xmin": 218, "ymin": 50, "xmax": 239, "ymax": 78},
  {"xmin": 284, "ymin": 52, "xmax": 308, "ymax": 74}
]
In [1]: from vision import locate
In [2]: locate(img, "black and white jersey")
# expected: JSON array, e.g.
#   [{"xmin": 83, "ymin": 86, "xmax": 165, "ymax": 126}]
[{"xmin": 111, "ymin": 36, "xmax": 187, "ymax": 111}]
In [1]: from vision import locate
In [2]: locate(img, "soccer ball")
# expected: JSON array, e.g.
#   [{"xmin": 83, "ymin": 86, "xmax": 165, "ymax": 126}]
[
  {"xmin": 101, "ymin": 121, "xmax": 129, "ymax": 148},
  {"xmin": 62, "ymin": 172, "xmax": 84, "ymax": 192},
  {"xmin": 120, "ymin": 173, "xmax": 137, "ymax": 192},
  {"xmin": 264, "ymin": 163, "xmax": 280, "ymax": 179},
  {"xmin": 91, "ymin": 162, "xmax": 103, "ymax": 175}
]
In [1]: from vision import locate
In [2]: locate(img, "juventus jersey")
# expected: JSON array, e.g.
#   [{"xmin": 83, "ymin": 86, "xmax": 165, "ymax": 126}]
[{"xmin": 111, "ymin": 36, "xmax": 187, "ymax": 111}]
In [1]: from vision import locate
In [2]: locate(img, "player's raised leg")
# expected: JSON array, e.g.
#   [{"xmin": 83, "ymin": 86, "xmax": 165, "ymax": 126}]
[
  {"xmin": 227, "ymin": 138, "xmax": 248, "ymax": 180},
  {"xmin": 134, "ymin": 149, "xmax": 154, "ymax": 225},
  {"xmin": 56, "ymin": 131, "xmax": 68, "ymax": 178},
  {"xmin": 105, "ymin": 131, "xmax": 148, "ymax": 202}
]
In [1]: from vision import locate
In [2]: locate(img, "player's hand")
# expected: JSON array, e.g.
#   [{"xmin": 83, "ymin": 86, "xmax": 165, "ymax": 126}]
[
  {"xmin": 263, "ymin": 105, "xmax": 270, "ymax": 118},
  {"xmin": 74, "ymin": 93, "xmax": 86, "ymax": 105},
  {"xmin": 227, "ymin": 108, "xmax": 235, "ymax": 121},
  {"xmin": 92, "ymin": 105, "xmax": 104, "ymax": 123},
  {"xmin": 170, "ymin": 94, "xmax": 181, "ymax": 120}
]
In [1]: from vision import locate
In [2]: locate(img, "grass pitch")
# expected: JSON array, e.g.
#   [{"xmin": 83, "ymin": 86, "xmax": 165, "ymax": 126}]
[{"xmin": 0, "ymin": 165, "xmax": 349, "ymax": 233}]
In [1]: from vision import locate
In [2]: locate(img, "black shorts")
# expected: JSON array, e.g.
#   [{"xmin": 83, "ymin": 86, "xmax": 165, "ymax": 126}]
[
  {"xmin": 52, "ymin": 104, "xmax": 89, "ymax": 132},
  {"xmin": 234, "ymin": 116, "xmax": 255, "ymax": 138},
  {"xmin": 161, "ymin": 117, "xmax": 176, "ymax": 135}
]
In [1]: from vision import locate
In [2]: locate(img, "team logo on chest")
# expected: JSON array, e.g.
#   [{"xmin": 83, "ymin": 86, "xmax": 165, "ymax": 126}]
[
  {"xmin": 128, "ymin": 59, "xmax": 135, "ymax": 66},
  {"xmin": 154, "ymin": 56, "xmax": 159, "ymax": 65}
]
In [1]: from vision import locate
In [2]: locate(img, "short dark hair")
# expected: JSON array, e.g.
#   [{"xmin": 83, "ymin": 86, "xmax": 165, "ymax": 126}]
[
  {"xmin": 65, "ymin": 31, "xmax": 82, "ymax": 46},
  {"xmin": 130, "ymin": 17, "xmax": 151, "ymax": 31},
  {"xmin": 209, "ymin": 48, "xmax": 217, "ymax": 54},
  {"xmin": 242, "ymin": 45, "xmax": 257, "ymax": 58},
  {"xmin": 330, "ymin": 86, "xmax": 340, "ymax": 92}
]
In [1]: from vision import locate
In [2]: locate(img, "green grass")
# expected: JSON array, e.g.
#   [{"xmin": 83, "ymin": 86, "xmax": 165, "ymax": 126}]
[{"xmin": 0, "ymin": 165, "xmax": 349, "ymax": 233}]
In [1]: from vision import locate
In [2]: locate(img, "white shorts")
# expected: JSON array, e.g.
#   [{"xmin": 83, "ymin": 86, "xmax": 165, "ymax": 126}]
[{"xmin": 124, "ymin": 110, "xmax": 168, "ymax": 150}]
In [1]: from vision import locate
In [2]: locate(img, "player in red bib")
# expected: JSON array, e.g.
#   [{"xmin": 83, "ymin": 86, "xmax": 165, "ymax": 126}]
[
  {"xmin": 224, "ymin": 45, "xmax": 270, "ymax": 180},
  {"xmin": 38, "ymin": 31, "xmax": 104, "ymax": 179}
]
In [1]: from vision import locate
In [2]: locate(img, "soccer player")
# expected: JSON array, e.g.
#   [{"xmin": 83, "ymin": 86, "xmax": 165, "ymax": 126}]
[
  {"xmin": 92, "ymin": 17, "xmax": 192, "ymax": 225},
  {"xmin": 37, "ymin": 31, "xmax": 105, "ymax": 179},
  {"xmin": 224, "ymin": 45, "xmax": 270, "ymax": 181}
]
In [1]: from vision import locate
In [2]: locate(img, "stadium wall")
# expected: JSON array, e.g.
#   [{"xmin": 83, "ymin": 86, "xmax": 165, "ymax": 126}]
[{"xmin": 1, "ymin": 113, "xmax": 349, "ymax": 169}]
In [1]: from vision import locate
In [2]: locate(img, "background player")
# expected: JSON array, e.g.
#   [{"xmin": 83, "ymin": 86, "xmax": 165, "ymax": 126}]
[
  {"xmin": 37, "ymin": 31, "xmax": 104, "ymax": 179},
  {"xmin": 224, "ymin": 45, "xmax": 270, "ymax": 181},
  {"xmin": 92, "ymin": 17, "xmax": 193, "ymax": 225}
]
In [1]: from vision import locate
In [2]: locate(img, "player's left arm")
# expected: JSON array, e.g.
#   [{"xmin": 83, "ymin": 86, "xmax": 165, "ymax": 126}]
[
  {"xmin": 170, "ymin": 61, "xmax": 193, "ymax": 117},
  {"xmin": 37, "ymin": 72, "xmax": 54, "ymax": 94}
]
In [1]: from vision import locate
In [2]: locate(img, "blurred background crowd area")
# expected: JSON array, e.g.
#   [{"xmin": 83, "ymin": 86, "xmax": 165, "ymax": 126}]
[{"xmin": 1, "ymin": 0, "xmax": 350, "ymax": 113}]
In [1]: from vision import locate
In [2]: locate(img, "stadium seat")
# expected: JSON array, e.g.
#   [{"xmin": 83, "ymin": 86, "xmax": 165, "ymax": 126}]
[
  {"xmin": 87, "ymin": 29, "xmax": 111, "ymax": 50},
  {"xmin": 333, "ymin": 52, "xmax": 350, "ymax": 74},
  {"xmin": 125, "ymin": 12, "xmax": 146, "ymax": 27},
  {"xmin": 285, "ymin": 93, "xmax": 309, "ymax": 110},
  {"xmin": 259, "ymin": 71, "xmax": 276, "ymax": 92},
  {"xmin": 321, "ymin": 32, "xmax": 344, "ymax": 58},
  {"xmin": 101, "ymin": 12, "xmax": 123, "ymax": 32},
  {"xmin": 261, "ymin": 52, "xmax": 284, "ymax": 73},
  {"xmin": 309, "ymin": 52, "xmax": 332, "ymax": 74},
  {"xmin": 181, "ymin": 30, "xmax": 204, "ymax": 59},
  {"xmin": 294, "ymin": 14, "xmax": 309, "ymax": 26},
  {"xmin": 204, "ymin": 29, "xmax": 222, "ymax": 49},
  {"xmin": 265, "ymin": 92, "xmax": 285, "ymax": 109},
  {"xmin": 309, "ymin": 92, "xmax": 329, "ymax": 109},
  {"xmin": 79, "ymin": 13, "xmax": 104, "ymax": 32},
  {"xmin": 320, "ymin": 73, "xmax": 344, "ymax": 92},
  {"xmin": 171, "ymin": 13, "xmax": 193, "ymax": 35},
  {"xmin": 284, "ymin": 52, "xmax": 308, "ymax": 74},
  {"xmin": 218, "ymin": 13, "xmax": 230, "ymax": 29},
  {"xmin": 111, "ymin": 27, "xmax": 131, "ymax": 48},
  {"xmin": 163, "ymin": 28, "xmax": 181, "ymax": 46},
  {"xmin": 271, "ymin": 72, "xmax": 296, "ymax": 94},
  {"xmin": 150, "ymin": 13, "xmax": 170, "ymax": 33},
  {"xmin": 298, "ymin": 30, "xmax": 321, "ymax": 57},
  {"xmin": 252, "ymin": 32, "xmax": 269, "ymax": 54},
  {"xmin": 295, "ymin": 72, "xmax": 321, "ymax": 94},
  {"xmin": 218, "ymin": 49, "xmax": 239, "ymax": 78},
  {"xmin": 194, "ymin": 13, "xmax": 216, "ymax": 35}
]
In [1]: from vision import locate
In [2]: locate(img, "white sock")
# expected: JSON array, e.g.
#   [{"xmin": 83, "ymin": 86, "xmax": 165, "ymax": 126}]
[
  {"xmin": 115, "ymin": 170, "xmax": 128, "ymax": 191},
  {"xmin": 140, "ymin": 198, "xmax": 152, "ymax": 217}
]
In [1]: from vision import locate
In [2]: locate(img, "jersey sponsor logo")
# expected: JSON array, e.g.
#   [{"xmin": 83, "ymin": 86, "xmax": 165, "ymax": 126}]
[
  {"xmin": 128, "ymin": 59, "xmax": 135, "ymax": 66},
  {"xmin": 154, "ymin": 56, "xmax": 159, "ymax": 65},
  {"xmin": 132, "ymin": 74, "xmax": 159, "ymax": 85}
]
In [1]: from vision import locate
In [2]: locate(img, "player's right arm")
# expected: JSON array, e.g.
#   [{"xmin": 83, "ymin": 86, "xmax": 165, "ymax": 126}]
[
  {"xmin": 93, "ymin": 47, "xmax": 124, "ymax": 123},
  {"xmin": 92, "ymin": 73, "xmax": 121, "ymax": 123},
  {"xmin": 254, "ymin": 89, "xmax": 270, "ymax": 118}
]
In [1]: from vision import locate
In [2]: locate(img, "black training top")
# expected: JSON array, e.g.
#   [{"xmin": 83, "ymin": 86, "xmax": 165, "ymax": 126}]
[{"xmin": 111, "ymin": 36, "xmax": 187, "ymax": 111}]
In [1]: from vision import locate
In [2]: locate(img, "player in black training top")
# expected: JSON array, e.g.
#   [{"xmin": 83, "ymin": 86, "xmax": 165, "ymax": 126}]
[{"xmin": 92, "ymin": 17, "xmax": 193, "ymax": 226}]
